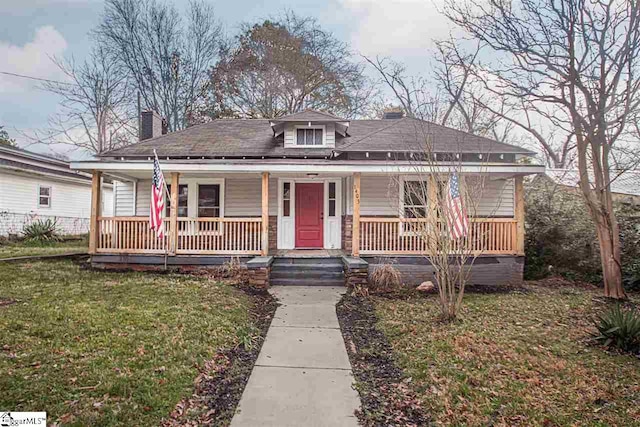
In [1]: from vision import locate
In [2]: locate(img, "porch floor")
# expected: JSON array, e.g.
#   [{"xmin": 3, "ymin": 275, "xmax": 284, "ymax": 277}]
[{"xmin": 273, "ymin": 249, "xmax": 347, "ymax": 258}]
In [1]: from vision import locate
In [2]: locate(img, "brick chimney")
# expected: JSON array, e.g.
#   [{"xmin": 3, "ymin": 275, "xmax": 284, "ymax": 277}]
[
  {"xmin": 382, "ymin": 107, "xmax": 404, "ymax": 119},
  {"xmin": 140, "ymin": 110, "xmax": 166, "ymax": 141}
]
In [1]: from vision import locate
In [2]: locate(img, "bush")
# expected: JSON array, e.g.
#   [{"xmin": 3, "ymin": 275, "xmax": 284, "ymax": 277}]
[
  {"xmin": 525, "ymin": 177, "xmax": 640, "ymax": 286},
  {"xmin": 22, "ymin": 218, "xmax": 62, "ymax": 243},
  {"xmin": 369, "ymin": 262, "xmax": 402, "ymax": 293},
  {"xmin": 592, "ymin": 304, "xmax": 640, "ymax": 353}
]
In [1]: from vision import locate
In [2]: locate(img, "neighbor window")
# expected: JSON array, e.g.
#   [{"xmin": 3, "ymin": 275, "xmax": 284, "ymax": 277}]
[
  {"xmin": 403, "ymin": 180, "xmax": 428, "ymax": 218},
  {"xmin": 198, "ymin": 184, "xmax": 221, "ymax": 218},
  {"xmin": 296, "ymin": 128, "xmax": 324, "ymax": 146},
  {"xmin": 165, "ymin": 184, "xmax": 188, "ymax": 217},
  {"xmin": 283, "ymin": 182, "xmax": 291, "ymax": 217},
  {"xmin": 38, "ymin": 186, "xmax": 51, "ymax": 208}
]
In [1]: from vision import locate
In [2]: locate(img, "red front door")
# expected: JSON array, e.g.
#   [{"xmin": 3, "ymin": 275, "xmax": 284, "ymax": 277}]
[{"xmin": 295, "ymin": 183, "xmax": 324, "ymax": 248}]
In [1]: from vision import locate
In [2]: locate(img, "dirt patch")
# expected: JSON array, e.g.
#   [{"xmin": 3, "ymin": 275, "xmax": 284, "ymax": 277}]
[
  {"xmin": 0, "ymin": 298, "xmax": 17, "ymax": 307},
  {"xmin": 162, "ymin": 287, "xmax": 277, "ymax": 426},
  {"xmin": 337, "ymin": 294, "xmax": 429, "ymax": 427}
]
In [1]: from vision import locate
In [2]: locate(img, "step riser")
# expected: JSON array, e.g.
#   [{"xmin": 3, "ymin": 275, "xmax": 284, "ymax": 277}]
[
  {"xmin": 271, "ymin": 266, "xmax": 344, "ymax": 273},
  {"xmin": 271, "ymin": 279, "xmax": 345, "ymax": 287},
  {"xmin": 270, "ymin": 271, "xmax": 344, "ymax": 280},
  {"xmin": 273, "ymin": 257, "xmax": 343, "ymax": 266}
]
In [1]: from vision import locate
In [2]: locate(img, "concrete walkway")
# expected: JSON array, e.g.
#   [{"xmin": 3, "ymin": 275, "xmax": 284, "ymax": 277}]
[{"xmin": 231, "ymin": 286, "xmax": 360, "ymax": 427}]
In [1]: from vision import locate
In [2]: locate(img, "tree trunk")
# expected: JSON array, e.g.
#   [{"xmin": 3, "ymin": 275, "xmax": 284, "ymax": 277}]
[{"xmin": 594, "ymin": 212, "xmax": 625, "ymax": 299}]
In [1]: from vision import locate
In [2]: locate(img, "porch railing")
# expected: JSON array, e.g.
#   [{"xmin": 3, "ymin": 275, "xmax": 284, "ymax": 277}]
[
  {"xmin": 176, "ymin": 217, "xmax": 263, "ymax": 255},
  {"xmin": 97, "ymin": 217, "xmax": 170, "ymax": 254},
  {"xmin": 96, "ymin": 216, "xmax": 263, "ymax": 255},
  {"xmin": 359, "ymin": 217, "xmax": 518, "ymax": 255}
]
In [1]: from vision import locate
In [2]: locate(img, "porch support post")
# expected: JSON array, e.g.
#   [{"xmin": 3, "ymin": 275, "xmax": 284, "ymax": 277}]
[
  {"xmin": 515, "ymin": 175, "xmax": 525, "ymax": 255},
  {"xmin": 89, "ymin": 170, "xmax": 102, "ymax": 255},
  {"xmin": 261, "ymin": 172, "xmax": 269, "ymax": 256},
  {"xmin": 169, "ymin": 172, "xmax": 180, "ymax": 255},
  {"xmin": 352, "ymin": 172, "xmax": 361, "ymax": 257}
]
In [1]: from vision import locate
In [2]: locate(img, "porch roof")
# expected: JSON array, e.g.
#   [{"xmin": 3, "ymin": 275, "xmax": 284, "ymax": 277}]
[{"xmin": 71, "ymin": 158, "xmax": 545, "ymax": 180}]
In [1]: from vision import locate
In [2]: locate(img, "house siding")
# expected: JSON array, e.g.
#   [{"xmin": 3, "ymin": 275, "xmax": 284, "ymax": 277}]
[
  {"xmin": 0, "ymin": 170, "xmax": 113, "ymax": 236},
  {"xmin": 283, "ymin": 122, "xmax": 336, "ymax": 148},
  {"xmin": 114, "ymin": 181, "xmax": 135, "ymax": 216}
]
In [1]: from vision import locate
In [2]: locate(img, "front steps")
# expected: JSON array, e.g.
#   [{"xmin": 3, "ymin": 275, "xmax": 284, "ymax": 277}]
[{"xmin": 270, "ymin": 257, "xmax": 345, "ymax": 287}]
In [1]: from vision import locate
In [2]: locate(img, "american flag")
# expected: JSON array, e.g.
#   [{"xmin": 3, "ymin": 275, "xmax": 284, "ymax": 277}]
[
  {"xmin": 150, "ymin": 152, "xmax": 166, "ymax": 238},
  {"xmin": 446, "ymin": 173, "xmax": 468, "ymax": 239}
]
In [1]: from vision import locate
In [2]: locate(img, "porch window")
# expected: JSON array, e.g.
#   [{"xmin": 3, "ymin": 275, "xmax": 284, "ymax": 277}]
[
  {"xmin": 38, "ymin": 186, "xmax": 51, "ymax": 208},
  {"xmin": 283, "ymin": 182, "xmax": 291, "ymax": 217},
  {"xmin": 403, "ymin": 180, "xmax": 428, "ymax": 218},
  {"xmin": 165, "ymin": 184, "xmax": 188, "ymax": 217},
  {"xmin": 296, "ymin": 128, "xmax": 323, "ymax": 146},
  {"xmin": 328, "ymin": 182, "xmax": 336, "ymax": 217},
  {"xmin": 197, "ymin": 184, "xmax": 221, "ymax": 218}
]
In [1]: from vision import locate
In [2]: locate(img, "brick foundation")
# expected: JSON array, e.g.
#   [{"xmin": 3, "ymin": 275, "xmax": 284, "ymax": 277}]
[
  {"xmin": 342, "ymin": 215, "xmax": 353, "ymax": 253},
  {"xmin": 268, "ymin": 216, "xmax": 277, "ymax": 253},
  {"xmin": 342, "ymin": 256, "xmax": 369, "ymax": 289},
  {"xmin": 247, "ymin": 256, "xmax": 274, "ymax": 289}
]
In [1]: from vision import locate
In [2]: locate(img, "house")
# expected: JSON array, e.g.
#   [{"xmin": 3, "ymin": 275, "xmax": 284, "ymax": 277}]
[
  {"xmin": 0, "ymin": 144, "xmax": 113, "ymax": 237},
  {"xmin": 546, "ymin": 168, "xmax": 640, "ymax": 205},
  {"xmin": 70, "ymin": 110, "xmax": 544, "ymax": 287}
]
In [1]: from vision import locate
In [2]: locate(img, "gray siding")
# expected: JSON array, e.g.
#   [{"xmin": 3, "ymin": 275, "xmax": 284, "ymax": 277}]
[
  {"xmin": 283, "ymin": 123, "xmax": 336, "ymax": 148},
  {"xmin": 472, "ymin": 178, "xmax": 514, "ymax": 217},
  {"xmin": 360, "ymin": 175, "xmax": 399, "ymax": 216},
  {"xmin": 114, "ymin": 181, "xmax": 135, "ymax": 216}
]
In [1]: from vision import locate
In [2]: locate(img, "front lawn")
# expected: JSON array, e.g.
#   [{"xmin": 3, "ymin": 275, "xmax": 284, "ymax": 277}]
[
  {"xmin": 374, "ymin": 284, "xmax": 640, "ymax": 426},
  {"xmin": 0, "ymin": 237, "xmax": 88, "ymax": 259},
  {"xmin": 0, "ymin": 260, "xmax": 254, "ymax": 426}
]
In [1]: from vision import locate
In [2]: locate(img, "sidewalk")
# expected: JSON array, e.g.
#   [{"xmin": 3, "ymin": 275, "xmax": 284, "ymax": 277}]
[{"xmin": 231, "ymin": 286, "xmax": 360, "ymax": 427}]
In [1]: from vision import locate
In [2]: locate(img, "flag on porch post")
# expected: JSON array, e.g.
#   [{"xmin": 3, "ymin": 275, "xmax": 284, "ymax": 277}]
[
  {"xmin": 150, "ymin": 151, "xmax": 167, "ymax": 238},
  {"xmin": 446, "ymin": 173, "xmax": 469, "ymax": 239}
]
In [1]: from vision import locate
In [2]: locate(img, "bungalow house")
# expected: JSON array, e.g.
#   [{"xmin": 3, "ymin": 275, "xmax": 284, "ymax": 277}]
[
  {"xmin": 0, "ymin": 144, "xmax": 113, "ymax": 237},
  {"xmin": 70, "ymin": 110, "xmax": 544, "ymax": 287}
]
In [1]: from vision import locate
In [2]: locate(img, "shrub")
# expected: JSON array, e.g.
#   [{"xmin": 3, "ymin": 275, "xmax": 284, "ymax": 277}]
[
  {"xmin": 22, "ymin": 218, "xmax": 62, "ymax": 243},
  {"xmin": 592, "ymin": 304, "xmax": 640, "ymax": 353},
  {"xmin": 369, "ymin": 263, "xmax": 402, "ymax": 293}
]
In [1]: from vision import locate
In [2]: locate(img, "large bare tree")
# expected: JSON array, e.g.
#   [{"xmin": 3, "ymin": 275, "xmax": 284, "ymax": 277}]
[
  {"xmin": 445, "ymin": 0, "xmax": 640, "ymax": 299},
  {"xmin": 96, "ymin": 0, "xmax": 222, "ymax": 131},
  {"xmin": 208, "ymin": 12, "xmax": 372, "ymax": 119},
  {"xmin": 38, "ymin": 48, "xmax": 135, "ymax": 155}
]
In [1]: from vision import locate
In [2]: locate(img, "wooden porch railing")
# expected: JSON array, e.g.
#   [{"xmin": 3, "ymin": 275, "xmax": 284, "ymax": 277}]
[
  {"xmin": 97, "ymin": 217, "xmax": 170, "ymax": 254},
  {"xmin": 95, "ymin": 216, "xmax": 263, "ymax": 255},
  {"xmin": 176, "ymin": 218, "xmax": 263, "ymax": 255},
  {"xmin": 359, "ymin": 217, "xmax": 518, "ymax": 255}
]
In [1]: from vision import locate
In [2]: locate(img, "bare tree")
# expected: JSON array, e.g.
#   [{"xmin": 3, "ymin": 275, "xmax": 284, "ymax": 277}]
[
  {"xmin": 208, "ymin": 12, "xmax": 372, "ymax": 119},
  {"xmin": 96, "ymin": 0, "xmax": 222, "ymax": 131},
  {"xmin": 445, "ymin": 0, "xmax": 640, "ymax": 299},
  {"xmin": 38, "ymin": 48, "xmax": 135, "ymax": 155}
]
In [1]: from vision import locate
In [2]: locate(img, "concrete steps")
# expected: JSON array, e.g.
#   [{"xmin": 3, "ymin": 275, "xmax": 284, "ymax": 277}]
[{"xmin": 270, "ymin": 257, "xmax": 345, "ymax": 287}]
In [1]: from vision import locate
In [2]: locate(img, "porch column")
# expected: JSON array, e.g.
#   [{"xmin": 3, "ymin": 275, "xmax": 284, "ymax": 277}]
[
  {"xmin": 261, "ymin": 172, "xmax": 269, "ymax": 256},
  {"xmin": 88, "ymin": 170, "xmax": 102, "ymax": 255},
  {"xmin": 169, "ymin": 172, "xmax": 180, "ymax": 255},
  {"xmin": 515, "ymin": 175, "xmax": 525, "ymax": 255},
  {"xmin": 352, "ymin": 172, "xmax": 361, "ymax": 257}
]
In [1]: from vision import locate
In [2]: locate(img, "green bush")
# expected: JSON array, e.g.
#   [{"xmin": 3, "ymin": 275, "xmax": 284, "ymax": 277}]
[
  {"xmin": 592, "ymin": 304, "xmax": 640, "ymax": 353},
  {"xmin": 22, "ymin": 218, "xmax": 62, "ymax": 243},
  {"xmin": 524, "ymin": 177, "xmax": 640, "ymax": 286}
]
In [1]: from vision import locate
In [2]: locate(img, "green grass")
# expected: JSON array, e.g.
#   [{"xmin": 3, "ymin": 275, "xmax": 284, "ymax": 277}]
[
  {"xmin": 0, "ymin": 237, "xmax": 88, "ymax": 259},
  {"xmin": 0, "ymin": 260, "xmax": 252, "ymax": 426},
  {"xmin": 374, "ymin": 285, "xmax": 640, "ymax": 426}
]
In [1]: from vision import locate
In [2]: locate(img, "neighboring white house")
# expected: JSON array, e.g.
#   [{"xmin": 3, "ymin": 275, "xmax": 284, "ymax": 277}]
[
  {"xmin": 546, "ymin": 168, "xmax": 640, "ymax": 205},
  {"xmin": 0, "ymin": 145, "xmax": 113, "ymax": 237}
]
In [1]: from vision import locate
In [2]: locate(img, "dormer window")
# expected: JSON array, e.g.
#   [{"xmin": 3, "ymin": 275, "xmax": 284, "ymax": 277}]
[{"xmin": 295, "ymin": 125, "xmax": 325, "ymax": 146}]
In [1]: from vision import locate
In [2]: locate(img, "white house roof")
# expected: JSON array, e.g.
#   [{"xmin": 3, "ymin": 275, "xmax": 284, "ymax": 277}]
[{"xmin": 546, "ymin": 168, "xmax": 640, "ymax": 196}]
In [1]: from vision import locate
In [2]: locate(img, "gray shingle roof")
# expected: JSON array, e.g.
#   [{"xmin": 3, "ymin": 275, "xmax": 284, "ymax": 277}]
[{"xmin": 103, "ymin": 116, "xmax": 534, "ymax": 158}]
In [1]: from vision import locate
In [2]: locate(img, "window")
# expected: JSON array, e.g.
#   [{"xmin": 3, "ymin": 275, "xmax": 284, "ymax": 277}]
[
  {"xmin": 38, "ymin": 186, "xmax": 51, "ymax": 208},
  {"xmin": 328, "ymin": 182, "xmax": 336, "ymax": 217},
  {"xmin": 165, "ymin": 184, "xmax": 188, "ymax": 217},
  {"xmin": 296, "ymin": 128, "xmax": 324, "ymax": 146},
  {"xmin": 403, "ymin": 180, "xmax": 428, "ymax": 218},
  {"xmin": 198, "ymin": 184, "xmax": 221, "ymax": 218},
  {"xmin": 283, "ymin": 182, "xmax": 291, "ymax": 217}
]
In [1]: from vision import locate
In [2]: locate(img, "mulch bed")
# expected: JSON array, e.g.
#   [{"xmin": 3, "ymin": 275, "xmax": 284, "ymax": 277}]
[
  {"xmin": 337, "ymin": 294, "xmax": 429, "ymax": 427},
  {"xmin": 162, "ymin": 284, "xmax": 278, "ymax": 427}
]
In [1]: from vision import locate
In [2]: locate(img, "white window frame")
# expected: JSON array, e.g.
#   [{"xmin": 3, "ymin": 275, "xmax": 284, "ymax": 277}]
[
  {"xmin": 398, "ymin": 176, "xmax": 430, "ymax": 235},
  {"xmin": 37, "ymin": 185, "xmax": 52, "ymax": 208},
  {"xmin": 293, "ymin": 124, "xmax": 327, "ymax": 147}
]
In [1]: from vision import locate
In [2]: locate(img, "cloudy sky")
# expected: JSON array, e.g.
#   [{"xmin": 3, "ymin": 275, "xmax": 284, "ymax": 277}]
[{"xmin": 0, "ymin": 0, "xmax": 450, "ymax": 159}]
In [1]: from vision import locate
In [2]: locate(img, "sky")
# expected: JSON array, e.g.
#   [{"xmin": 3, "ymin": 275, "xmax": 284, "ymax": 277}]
[{"xmin": 0, "ymin": 0, "xmax": 451, "ymax": 160}]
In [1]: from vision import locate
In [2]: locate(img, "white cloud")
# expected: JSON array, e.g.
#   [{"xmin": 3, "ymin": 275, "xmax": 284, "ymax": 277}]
[
  {"xmin": 0, "ymin": 26, "xmax": 68, "ymax": 93},
  {"xmin": 338, "ymin": 0, "xmax": 452, "ymax": 58}
]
